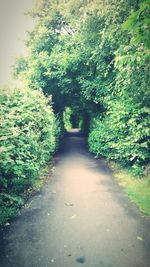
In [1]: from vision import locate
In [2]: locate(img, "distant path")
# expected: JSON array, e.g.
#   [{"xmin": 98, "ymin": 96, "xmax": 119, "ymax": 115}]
[{"xmin": 0, "ymin": 129, "xmax": 150, "ymax": 267}]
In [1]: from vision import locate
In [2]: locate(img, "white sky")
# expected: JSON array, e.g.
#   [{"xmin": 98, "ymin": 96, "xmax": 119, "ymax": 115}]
[{"xmin": 0, "ymin": 0, "xmax": 35, "ymax": 85}]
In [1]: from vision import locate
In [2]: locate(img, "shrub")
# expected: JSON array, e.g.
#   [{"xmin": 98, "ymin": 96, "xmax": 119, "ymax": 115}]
[
  {"xmin": 88, "ymin": 98, "xmax": 150, "ymax": 175},
  {"xmin": 0, "ymin": 86, "xmax": 60, "ymax": 224}
]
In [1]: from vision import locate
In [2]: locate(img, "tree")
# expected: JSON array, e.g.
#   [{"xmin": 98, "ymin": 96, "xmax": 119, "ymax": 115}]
[{"xmin": 13, "ymin": 0, "xmax": 149, "ymax": 173}]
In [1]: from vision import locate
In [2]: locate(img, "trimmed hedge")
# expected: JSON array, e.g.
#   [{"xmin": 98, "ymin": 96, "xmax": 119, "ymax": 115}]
[
  {"xmin": 88, "ymin": 100, "xmax": 150, "ymax": 176},
  {"xmin": 0, "ymin": 87, "xmax": 60, "ymax": 224}
]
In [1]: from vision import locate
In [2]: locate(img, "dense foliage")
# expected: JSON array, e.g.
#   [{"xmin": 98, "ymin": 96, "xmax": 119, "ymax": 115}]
[
  {"xmin": 0, "ymin": 86, "xmax": 60, "ymax": 224},
  {"xmin": 14, "ymin": 0, "xmax": 150, "ymax": 175},
  {"xmin": 88, "ymin": 1, "xmax": 150, "ymax": 174}
]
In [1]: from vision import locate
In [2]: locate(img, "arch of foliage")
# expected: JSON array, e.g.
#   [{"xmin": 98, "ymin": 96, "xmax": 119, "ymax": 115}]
[{"xmin": 14, "ymin": 0, "xmax": 149, "ymax": 174}]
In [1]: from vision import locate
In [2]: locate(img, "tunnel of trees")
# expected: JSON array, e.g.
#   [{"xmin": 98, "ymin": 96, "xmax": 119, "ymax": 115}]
[{"xmin": 0, "ymin": 0, "xmax": 150, "ymax": 224}]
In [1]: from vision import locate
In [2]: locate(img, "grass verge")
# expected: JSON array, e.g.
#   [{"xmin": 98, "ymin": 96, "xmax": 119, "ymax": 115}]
[{"xmin": 109, "ymin": 162, "xmax": 150, "ymax": 216}]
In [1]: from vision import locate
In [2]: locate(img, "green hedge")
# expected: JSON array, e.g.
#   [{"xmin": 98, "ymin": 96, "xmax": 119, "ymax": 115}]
[
  {"xmin": 88, "ymin": 100, "xmax": 150, "ymax": 175},
  {"xmin": 0, "ymin": 87, "xmax": 60, "ymax": 224}
]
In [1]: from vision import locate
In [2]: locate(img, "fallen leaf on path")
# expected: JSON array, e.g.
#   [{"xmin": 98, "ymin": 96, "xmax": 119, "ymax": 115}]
[
  {"xmin": 65, "ymin": 202, "xmax": 74, "ymax": 206},
  {"xmin": 137, "ymin": 236, "xmax": 143, "ymax": 241},
  {"xmin": 70, "ymin": 214, "xmax": 76, "ymax": 219},
  {"xmin": 25, "ymin": 200, "xmax": 33, "ymax": 209},
  {"xmin": 51, "ymin": 190, "xmax": 56, "ymax": 194},
  {"xmin": 76, "ymin": 256, "xmax": 86, "ymax": 264},
  {"xmin": 5, "ymin": 223, "xmax": 10, "ymax": 226}
]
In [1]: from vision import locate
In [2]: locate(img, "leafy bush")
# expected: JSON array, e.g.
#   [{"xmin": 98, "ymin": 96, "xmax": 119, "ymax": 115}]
[
  {"xmin": 88, "ymin": 1, "xmax": 150, "ymax": 176},
  {"xmin": 89, "ymin": 98, "xmax": 150, "ymax": 175},
  {"xmin": 0, "ymin": 193, "xmax": 24, "ymax": 225},
  {"xmin": 0, "ymin": 86, "xmax": 60, "ymax": 224},
  {"xmin": 63, "ymin": 107, "xmax": 73, "ymax": 130}
]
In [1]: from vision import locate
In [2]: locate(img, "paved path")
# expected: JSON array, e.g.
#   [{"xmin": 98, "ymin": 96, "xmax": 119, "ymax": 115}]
[{"xmin": 0, "ymin": 130, "xmax": 150, "ymax": 267}]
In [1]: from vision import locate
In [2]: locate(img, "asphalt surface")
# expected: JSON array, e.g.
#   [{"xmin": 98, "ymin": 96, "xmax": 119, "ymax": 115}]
[{"xmin": 0, "ymin": 129, "xmax": 150, "ymax": 267}]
